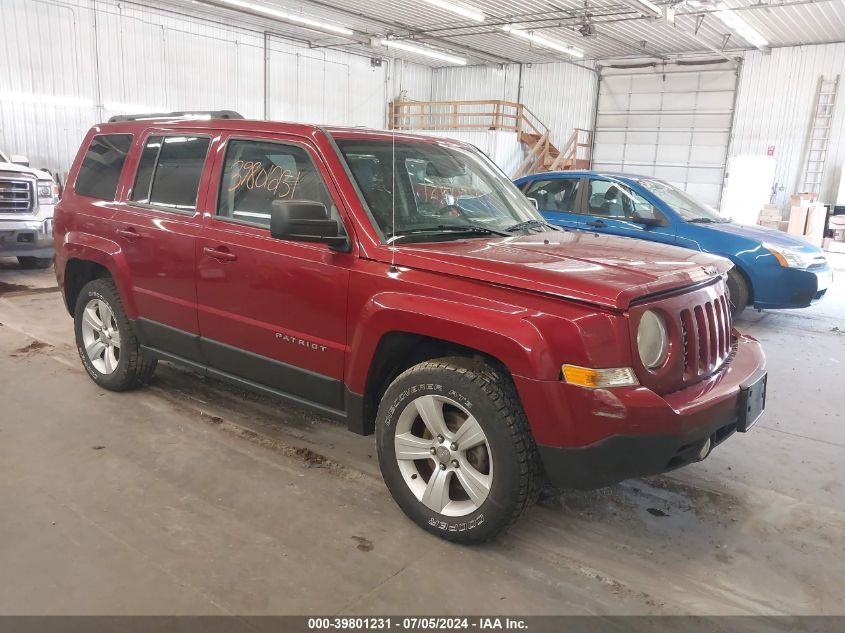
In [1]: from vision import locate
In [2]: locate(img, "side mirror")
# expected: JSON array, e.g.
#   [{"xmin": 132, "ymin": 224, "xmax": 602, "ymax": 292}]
[
  {"xmin": 270, "ymin": 200, "xmax": 349, "ymax": 251},
  {"xmin": 10, "ymin": 154, "xmax": 29, "ymax": 167},
  {"xmin": 632, "ymin": 210, "xmax": 667, "ymax": 227}
]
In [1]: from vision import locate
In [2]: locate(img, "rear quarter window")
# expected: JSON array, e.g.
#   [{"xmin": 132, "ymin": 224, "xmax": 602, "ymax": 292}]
[{"xmin": 74, "ymin": 134, "xmax": 133, "ymax": 200}]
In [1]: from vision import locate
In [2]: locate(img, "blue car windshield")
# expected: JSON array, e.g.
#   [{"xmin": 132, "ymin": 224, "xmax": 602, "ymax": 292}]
[{"xmin": 634, "ymin": 178, "xmax": 724, "ymax": 223}]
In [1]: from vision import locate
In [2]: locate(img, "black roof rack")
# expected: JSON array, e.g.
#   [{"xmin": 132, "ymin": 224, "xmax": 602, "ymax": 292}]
[{"xmin": 107, "ymin": 110, "xmax": 244, "ymax": 123}]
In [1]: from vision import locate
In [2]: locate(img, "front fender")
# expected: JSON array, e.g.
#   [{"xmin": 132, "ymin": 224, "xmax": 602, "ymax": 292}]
[
  {"xmin": 345, "ymin": 291, "xmax": 550, "ymax": 394},
  {"xmin": 59, "ymin": 231, "xmax": 137, "ymax": 318}
]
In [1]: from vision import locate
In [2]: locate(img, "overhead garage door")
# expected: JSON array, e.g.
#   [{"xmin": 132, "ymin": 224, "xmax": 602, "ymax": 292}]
[{"xmin": 592, "ymin": 61, "xmax": 739, "ymax": 210}]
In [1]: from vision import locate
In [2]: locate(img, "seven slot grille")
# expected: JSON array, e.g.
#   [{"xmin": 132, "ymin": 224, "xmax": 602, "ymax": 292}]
[
  {"xmin": 0, "ymin": 178, "xmax": 34, "ymax": 213},
  {"xmin": 679, "ymin": 290, "xmax": 733, "ymax": 381}
]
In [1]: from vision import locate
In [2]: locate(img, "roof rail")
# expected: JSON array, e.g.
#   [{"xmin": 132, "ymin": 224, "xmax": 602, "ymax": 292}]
[{"xmin": 107, "ymin": 110, "xmax": 245, "ymax": 123}]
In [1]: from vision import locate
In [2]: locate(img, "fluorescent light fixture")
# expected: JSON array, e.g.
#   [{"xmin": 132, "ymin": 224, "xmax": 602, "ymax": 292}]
[
  {"xmin": 380, "ymin": 39, "xmax": 467, "ymax": 65},
  {"xmin": 501, "ymin": 26, "xmax": 585, "ymax": 59},
  {"xmin": 713, "ymin": 3, "xmax": 768, "ymax": 48},
  {"xmin": 632, "ymin": 0, "xmax": 663, "ymax": 17},
  {"xmin": 420, "ymin": 0, "xmax": 485, "ymax": 22},
  {"xmin": 217, "ymin": 0, "xmax": 354, "ymax": 36},
  {"xmin": 0, "ymin": 91, "xmax": 94, "ymax": 108}
]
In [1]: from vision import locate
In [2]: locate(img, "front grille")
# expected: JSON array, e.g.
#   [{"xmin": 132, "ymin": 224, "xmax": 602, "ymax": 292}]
[
  {"xmin": 679, "ymin": 289, "xmax": 733, "ymax": 382},
  {"xmin": 0, "ymin": 178, "xmax": 35, "ymax": 213}
]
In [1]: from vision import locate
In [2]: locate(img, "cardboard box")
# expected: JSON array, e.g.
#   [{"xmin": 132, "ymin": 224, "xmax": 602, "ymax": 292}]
[{"xmin": 787, "ymin": 205, "xmax": 809, "ymax": 235}]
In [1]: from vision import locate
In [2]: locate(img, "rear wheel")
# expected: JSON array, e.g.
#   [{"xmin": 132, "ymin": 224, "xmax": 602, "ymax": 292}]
[
  {"xmin": 376, "ymin": 357, "xmax": 540, "ymax": 544},
  {"xmin": 17, "ymin": 256, "xmax": 52, "ymax": 269},
  {"xmin": 73, "ymin": 278, "xmax": 156, "ymax": 391},
  {"xmin": 726, "ymin": 268, "xmax": 750, "ymax": 318}
]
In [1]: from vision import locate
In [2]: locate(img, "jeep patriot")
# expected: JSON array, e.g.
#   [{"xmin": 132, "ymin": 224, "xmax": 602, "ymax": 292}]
[{"xmin": 53, "ymin": 112, "xmax": 767, "ymax": 543}]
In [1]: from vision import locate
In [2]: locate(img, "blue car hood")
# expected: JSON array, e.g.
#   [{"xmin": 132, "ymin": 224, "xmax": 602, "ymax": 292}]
[{"xmin": 702, "ymin": 221, "xmax": 820, "ymax": 253}]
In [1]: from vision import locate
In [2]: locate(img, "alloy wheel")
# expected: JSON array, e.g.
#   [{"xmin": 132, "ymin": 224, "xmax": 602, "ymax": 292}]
[
  {"xmin": 80, "ymin": 298, "xmax": 122, "ymax": 374},
  {"xmin": 393, "ymin": 394, "xmax": 493, "ymax": 517}
]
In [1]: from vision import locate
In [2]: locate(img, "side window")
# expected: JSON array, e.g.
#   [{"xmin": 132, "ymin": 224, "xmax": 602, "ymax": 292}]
[
  {"xmin": 74, "ymin": 134, "xmax": 133, "ymax": 200},
  {"xmin": 130, "ymin": 135, "xmax": 210, "ymax": 211},
  {"xmin": 523, "ymin": 178, "xmax": 580, "ymax": 213},
  {"xmin": 217, "ymin": 139, "xmax": 341, "ymax": 229},
  {"xmin": 586, "ymin": 179, "xmax": 625, "ymax": 218}
]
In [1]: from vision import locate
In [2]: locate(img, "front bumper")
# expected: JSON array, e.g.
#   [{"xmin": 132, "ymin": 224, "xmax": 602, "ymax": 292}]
[
  {"xmin": 515, "ymin": 334, "xmax": 766, "ymax": 490},
  {"xmin": 0, "ymin": 218, "xmax": 54, "ymax": 258},
  {"xmin": 754, "ymin": 263, "xmax": 832, "ymax": 309}
]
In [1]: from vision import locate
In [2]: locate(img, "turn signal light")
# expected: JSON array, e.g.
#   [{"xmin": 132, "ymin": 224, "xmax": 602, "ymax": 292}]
[{"xmin": 561, "ymin": 365, "xmax": 639, "ymax": 388}]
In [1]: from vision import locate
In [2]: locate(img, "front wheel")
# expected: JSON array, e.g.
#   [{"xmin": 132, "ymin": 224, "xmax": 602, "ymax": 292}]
[
  {"xmin": 726, "ymin": 268, "xmax": 750, "ymax": 318},
  {"xmin": 73, "ymin": 278, "xmax": 156, "ymax": 391},
  {"xmin": 376, "ymin": 357, "xmax": 540, "ymax": 544}
]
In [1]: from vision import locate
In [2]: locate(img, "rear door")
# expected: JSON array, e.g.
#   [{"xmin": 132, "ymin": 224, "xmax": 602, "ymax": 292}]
[
  {"xmin": 194, "ymin": 132, "xmax": 352, "ymax": 414},
  {"xmin": 580, "ymin": 177, "xmax": 676, "ymax": 245},
  {"xmin": 112, "ymin": 131, "xmax": 213, "ymax": 362},
  {"xmin": 520, "ymin": 176, "xmax": 584, "ymax": 230}
]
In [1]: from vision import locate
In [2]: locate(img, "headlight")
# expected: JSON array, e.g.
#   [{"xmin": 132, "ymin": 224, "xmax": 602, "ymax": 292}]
[
  {"xmin": 637, "ymin": 310, "xmax": 669, "ymax": 369},
  {"xmin": 763, "ymin": 242, "xmax": 819, "ymax": 269},
  {"xmin": 37, "ymin": 179, "xmax": 59, "ymax": 205}
]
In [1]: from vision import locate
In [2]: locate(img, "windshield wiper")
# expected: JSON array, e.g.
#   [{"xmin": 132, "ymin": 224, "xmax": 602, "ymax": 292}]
[
  {"xmin": 687, "ymin": 218, "xmax": 715, "ymax": 223},
  {"xmin": 386, "ymin": 224, "xmax": 509, "ymax": 244},
  {"xmin": 505, "ymin": 219, "xmax": 561, "ymax": 233}
]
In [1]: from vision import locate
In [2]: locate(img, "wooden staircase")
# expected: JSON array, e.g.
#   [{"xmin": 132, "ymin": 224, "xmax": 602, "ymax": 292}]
[
  {"xmin": 514, "ymin": 128, "xmax": 593, "ymax": 178},
  {"xmin": 387, "ymin": 99, "xmax": 592, "ymax": 178}
]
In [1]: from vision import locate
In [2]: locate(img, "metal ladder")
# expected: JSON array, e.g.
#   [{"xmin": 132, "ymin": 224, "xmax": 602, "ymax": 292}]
[{"xmin": 800, "ymin": 75, "xmax": 840, "ymax": 193}]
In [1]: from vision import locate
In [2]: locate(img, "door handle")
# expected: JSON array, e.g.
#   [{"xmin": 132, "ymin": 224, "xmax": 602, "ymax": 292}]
[
  {"xmin": 116, "ymin": 227, "xmax": 141, "ymax": 241},
  {"xmin": 203, "ymin": 246, "xmax": 238, "ymax": 262},
  {"xmin": 586, "ymin": 219, "xmax": 607, "ymax": 228}
]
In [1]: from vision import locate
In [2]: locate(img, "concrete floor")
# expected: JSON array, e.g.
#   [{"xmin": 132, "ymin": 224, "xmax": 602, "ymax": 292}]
[{"xmin": 0, "ymin": 255, "xmax": 843, "ymax": 616}]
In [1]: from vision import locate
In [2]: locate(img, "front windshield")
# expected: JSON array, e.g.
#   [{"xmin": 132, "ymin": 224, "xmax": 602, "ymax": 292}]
[
  {"xmin": 335, "ymin": 138, "xmax": 544, "ymax": 241},
  {"xmin": 634, "ymin": 178, "xmax": 724, "ymax": 222}
]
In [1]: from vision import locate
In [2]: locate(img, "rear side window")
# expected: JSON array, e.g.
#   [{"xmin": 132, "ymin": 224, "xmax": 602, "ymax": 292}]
[
  {"xmin": 131, "ymin": 135, "xmax": 210, "ymax": 211},
  {"xmin": 216, "ymin": 138, "xmax": 339, "ymax": 227},
  {"xmin": 74, "ymin": 134, "xmax": 133, "ymax": 200}
]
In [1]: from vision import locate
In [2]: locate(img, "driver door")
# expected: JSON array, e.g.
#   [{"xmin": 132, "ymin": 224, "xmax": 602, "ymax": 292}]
[
  {"xmin": 194, "ymin": 132, "xmax": 353, "ymax": 414},
  {"xmin": 581, "ymin": 177, "xmax": 676, "ymax": 245}
]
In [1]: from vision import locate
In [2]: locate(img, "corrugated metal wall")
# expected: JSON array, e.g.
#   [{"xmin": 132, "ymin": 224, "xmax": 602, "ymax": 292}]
[
  {"xmin": 0, "ymin": 0, "xmax": 433, "ymax": 177},
  {"xmin": 731, "ymin": 44, "xmax": 845, "ymax": 209}
]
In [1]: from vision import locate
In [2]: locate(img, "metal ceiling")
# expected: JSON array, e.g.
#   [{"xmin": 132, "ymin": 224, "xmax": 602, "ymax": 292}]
[{"xmin": 167, "ymin": 0, "xmax": 845, "ymax": 65}]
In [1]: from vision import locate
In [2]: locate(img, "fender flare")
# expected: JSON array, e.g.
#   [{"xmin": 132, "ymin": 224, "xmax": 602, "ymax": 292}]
[
  {"xmin": 345, "ymin": 291, "xmax": 551, "ymax": 395},
  {"xmin": 61, "ymin": 232, "xmax": 137, "ymax": 318}
]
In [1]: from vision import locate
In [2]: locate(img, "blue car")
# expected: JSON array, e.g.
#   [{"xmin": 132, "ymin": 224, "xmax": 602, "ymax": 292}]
[{"xmin": 514, "ymin": 171, "xmax": 833, "ymax": 316}]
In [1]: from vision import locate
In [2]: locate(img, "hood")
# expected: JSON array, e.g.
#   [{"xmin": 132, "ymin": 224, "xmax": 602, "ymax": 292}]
[
  {"xmin": 702, "ymin": 220, "xmax": 822, "ymax": 253},
  {"xmin": 388, "ymin": 231, "xmax": 731, "ymax": 310},
  {"xmin": 0, "ymin": 162, "xmax": 52, "ymax": 180}
]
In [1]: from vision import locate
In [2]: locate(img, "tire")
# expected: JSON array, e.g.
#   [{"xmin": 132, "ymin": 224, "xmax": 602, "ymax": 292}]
[
  {"xmin": 17, "ymin": 256, "xmax": 53, "ymax": 269},
  {"xmin": 726, "ymin": 268, "xmax": 750, "ymax": 318},
  {"xmin": 73, "ymin": 278, "xmax": 156, "ymax": 391},
  {"xmin": 376, "ymin": 357, "xmax": 540, "ymax": 544}
]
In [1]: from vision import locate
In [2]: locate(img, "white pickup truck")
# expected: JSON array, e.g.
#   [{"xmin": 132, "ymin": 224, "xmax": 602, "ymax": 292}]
[{"xmin": 0, "ymin": 148, "xmax": 57, "ymax": 268}]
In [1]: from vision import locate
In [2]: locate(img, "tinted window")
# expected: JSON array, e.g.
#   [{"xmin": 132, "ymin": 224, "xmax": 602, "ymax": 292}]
[
  {"xmin": 147, "ymin": 136, "xmax": 210, "ymax": 211},
  {"xmin": 217, "ymin": 139, "xmax": 339, "ymax": 227},
  {"xmin": 524, "ymin": 178, "xmax": 580, "ymax": 213},
  {"xmin": 131, "ymin": 136, "xmax": 162, "ymax": 203},
  {"xmin": 74, "ymin": 134, "xmax": 133, "ymax": 200}
]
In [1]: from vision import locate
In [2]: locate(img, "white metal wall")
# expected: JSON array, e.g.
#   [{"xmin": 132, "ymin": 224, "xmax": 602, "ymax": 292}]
[
  {"xmin": 731, "ymin": 44, "xmax": 845, "ymax": 210},
  {"xmin": 0, "ymin": 0, "xmax": 433, "ymax": 177},
  {"xmin": 592, "ymin": 62, "xmax": 738, "ymax": 209}
]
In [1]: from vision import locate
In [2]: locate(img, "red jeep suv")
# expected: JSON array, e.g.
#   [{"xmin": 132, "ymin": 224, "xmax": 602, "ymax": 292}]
[{"xmin": 54, "ymin": 112, "xmax": 767, "ymax": 543}]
